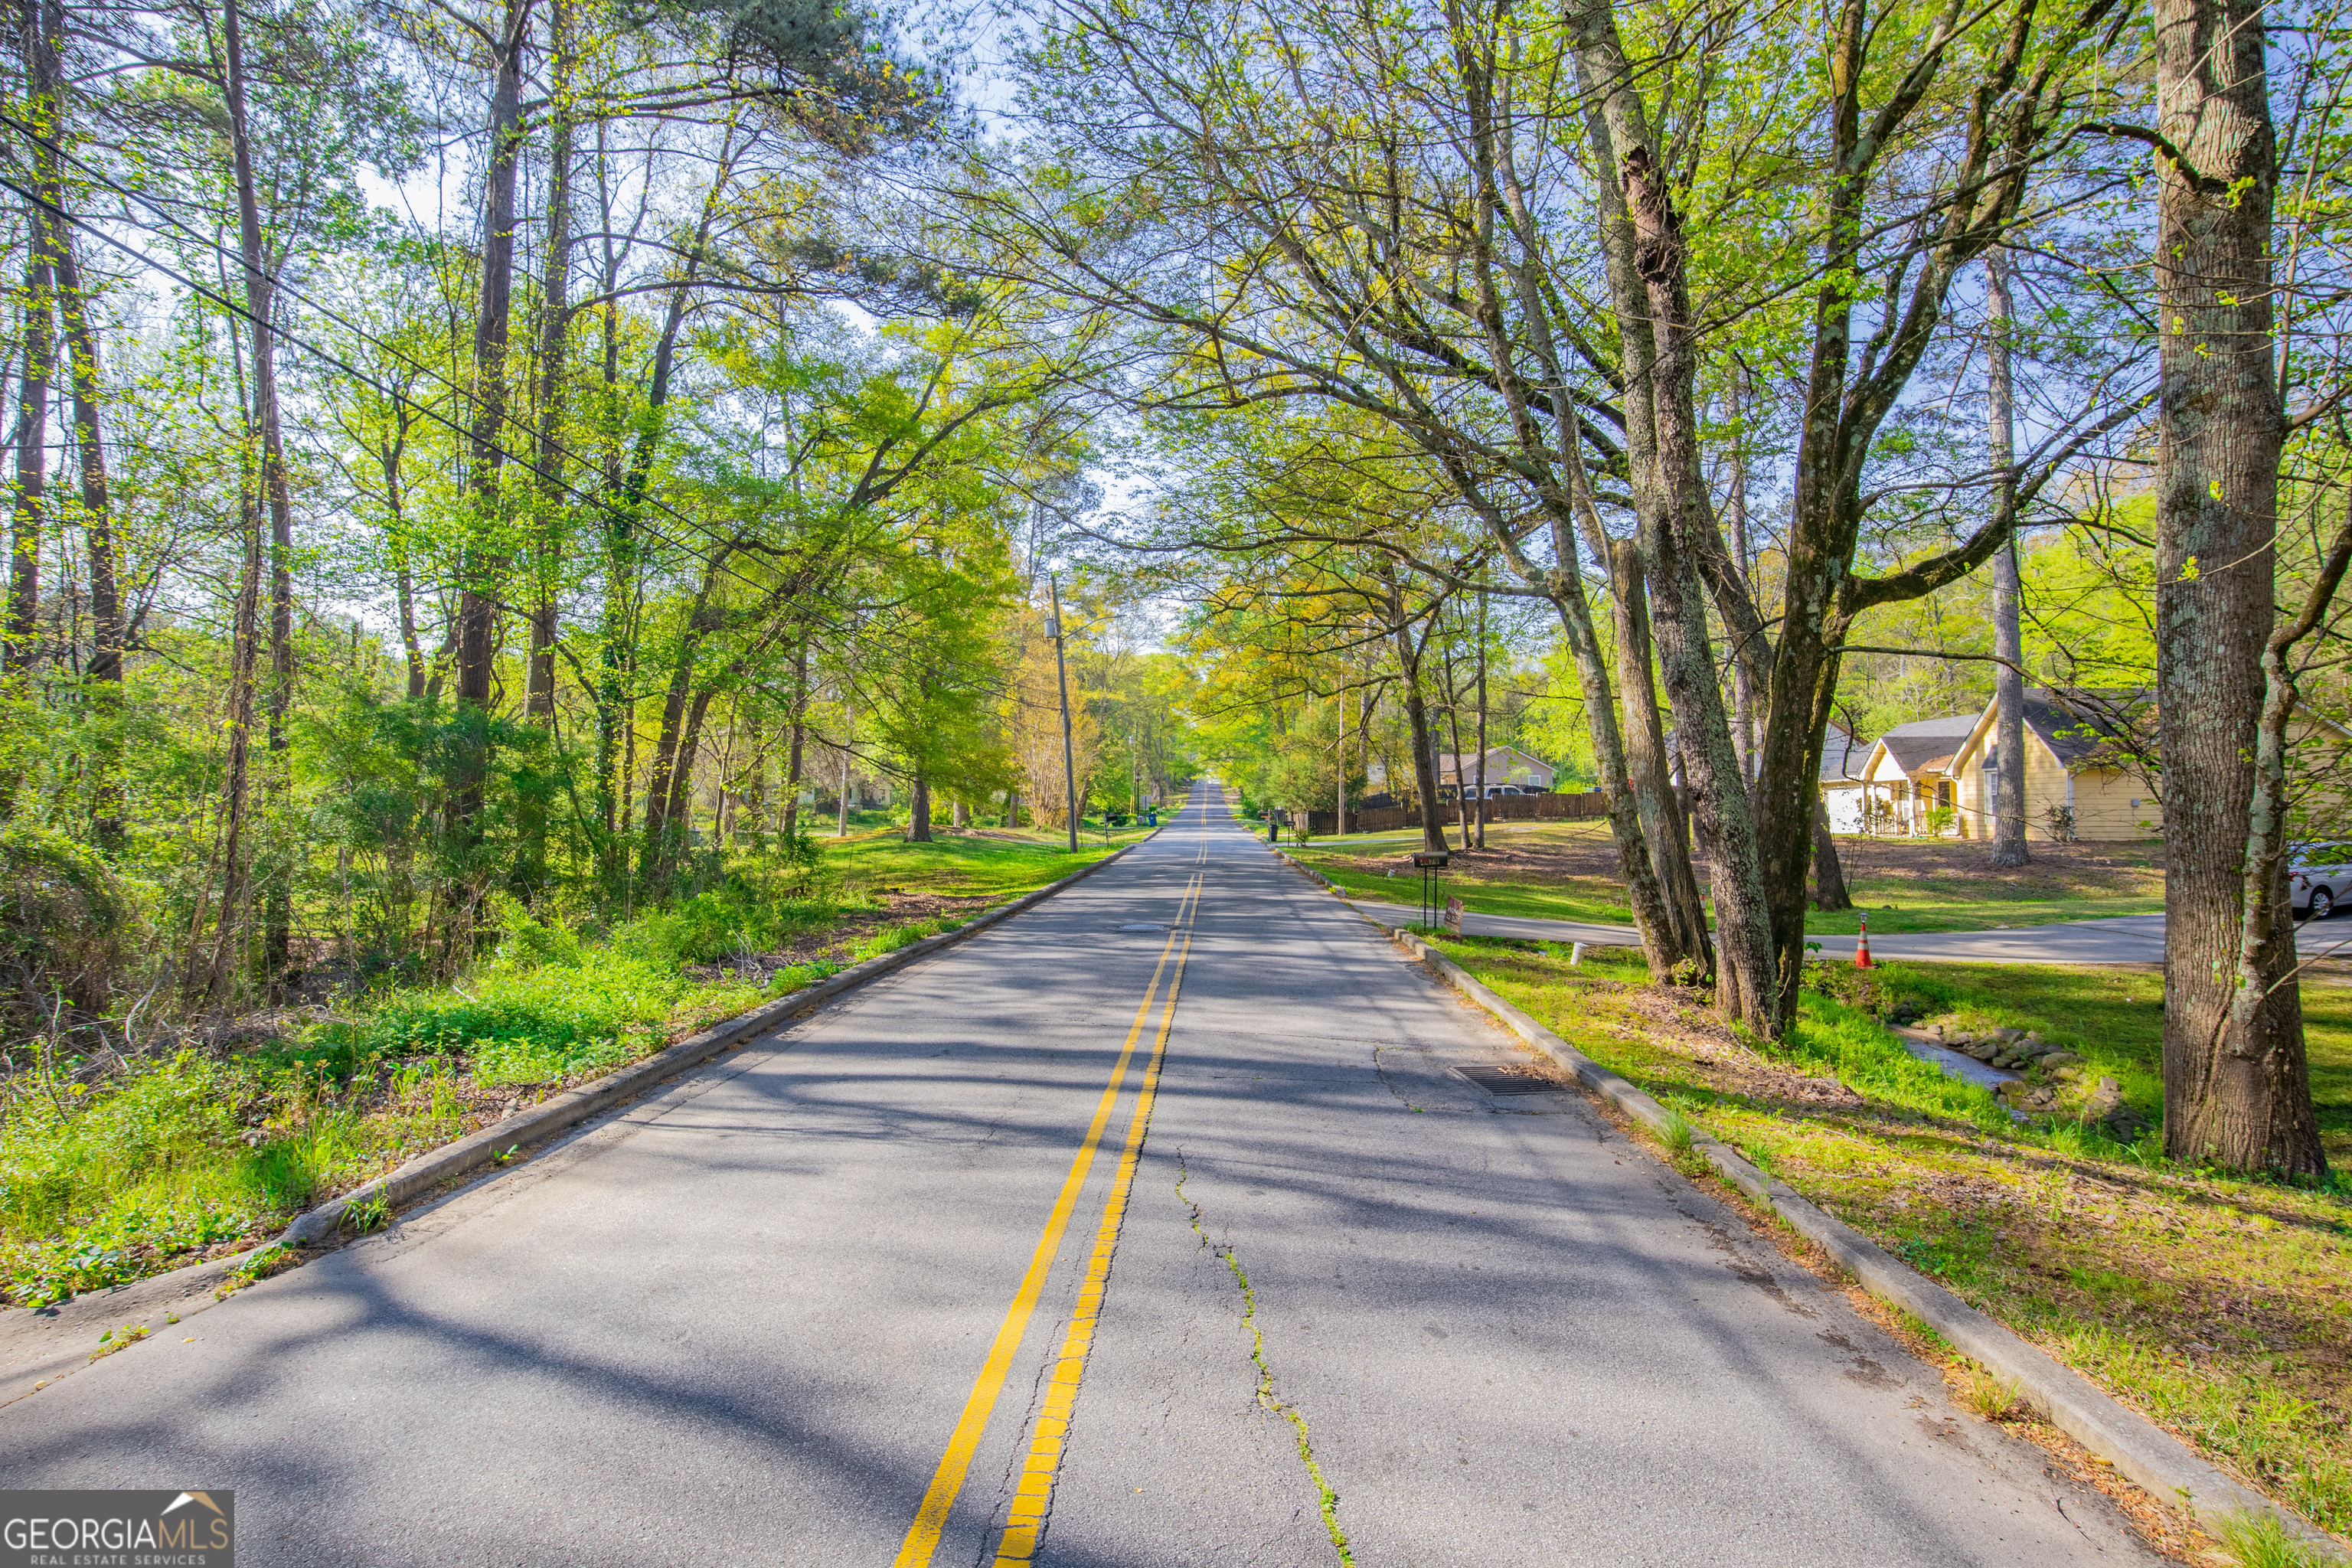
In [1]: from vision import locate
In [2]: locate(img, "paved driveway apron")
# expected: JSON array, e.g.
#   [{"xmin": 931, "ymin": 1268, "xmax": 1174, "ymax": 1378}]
[{"xmin": 0, "ymin": 785, "xmax": 2158, "ymax": 1566}]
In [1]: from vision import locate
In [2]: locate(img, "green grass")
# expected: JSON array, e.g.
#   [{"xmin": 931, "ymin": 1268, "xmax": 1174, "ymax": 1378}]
[
  {"xmin": 820, "ymin": 824, "xmax": 1150, "ymax": 900},
  {"xmin": 1301, "ymin": 852, "xmax": 1636, "ymax": 926},
  {"xmin": 1294, "ymin": 822, "xmax": 2166, "ymax": 936},
  {"xmin": 1811, "ymin": 959, "xmax": 2352, "ymax": 1168},
  {"xmin": 0, "ymin": 826, "xmax": 1157, "ymax": 1308},
  {"xmin": 1426, "ymin": 934, "xmax": 2352, "ymax": 1535}
]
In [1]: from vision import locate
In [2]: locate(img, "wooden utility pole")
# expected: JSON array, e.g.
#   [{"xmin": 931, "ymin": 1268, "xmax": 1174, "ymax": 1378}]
[{"xmin": 1050, "ymin": 575, "xmax": 1079, "ymax": 852}]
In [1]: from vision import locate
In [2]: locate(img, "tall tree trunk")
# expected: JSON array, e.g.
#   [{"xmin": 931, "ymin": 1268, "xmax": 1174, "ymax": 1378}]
[
  {"xmin": 738, "ymin": 702, "xmax": 765, "ymax": 848},
  {"xmin": 1334, "ymin": 683, "xmax": 1347, "ymax": 837},
  {"xmin": 55, "ymin": 231, "xmax": 122, "ymax": 850},
  {"xmin": 525, "ymin": 0, "xmax": 573, "ymax": 730},
  {"xmin": 781, "ymin": 635, "xmax": 808, "ymax": 841},
  {"xmin": 5, "ymin": 57, "xmax": 53, "ymax": 690},
  {"xmin": 1442, "ymin": 635, "xmax": 1471, "ymax": 851},
  {"xmin": 639, "ymin": 590, "xmax": 716, "ymax": 883},
  {"xmin": 1725, "ymin": 374, "xmax": 1757, "ymax": 783},
  {"xmin": 202, "ymin": 488, "xmax": 264, "ymax": 1004},
  {"xmin": 1357, "ymin": 682, "xmax": 1370, "ymax": 833},
  {"xmin": 1812, "ymin": 797, "xmax": 1852, "ymax": 910},
  {"xmin": 1985, "ymin": 250, "xmax": 2030, "ymax": 867},
  {"xmin": 1474, "ymin": 591, "xmax": 1488, "ymax": 850},
  {"xmin": 592, "ymin": 146, "xmax": 733, "ymax": 891},
  {"xmin": 516, "ymin": 2, "xmax": 575, "ymax": 899},
  {"xmin": 221, "ymin": 0, "xmax": 297, "ymax": 995},
  {"xmin": 450, "ymin": 0, "xmax": 533, "ymax": 858},
  {"xmin": 2151, "ymin": 0, "xmax": 2324, "ymax": 1176},
  {"xmin": 1621, "ymin": 145, "xmax": 1775, "ymax": 1026},
  {"xmin": 909, "ymin": 772, "xmax": 932, "ymax": 841},
  {"xmin": 21, "ymin": 0, "xmax": 122, "ymax": 845},
  {"xmin": 1609, "ymin": 541, "xmax": 1712, "ymax": 964},
  {"xmin": 383, "ymin": 429, "xmax": 428, "ymax": 699},
  {"xmin": 658, "ymin": 683, "xmax": 717, "ymax": 877},
  {"xmin": 1383, "ymin": 570, "xmax": 1449, "ymax": 852}
]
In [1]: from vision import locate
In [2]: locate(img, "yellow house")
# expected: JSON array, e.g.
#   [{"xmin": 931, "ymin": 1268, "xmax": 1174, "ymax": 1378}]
[
  {"xmin": 1857, "ymin": 715, "xmax": 1981, "ymax": 835},
  {"xmin": 1947, "ymin": 688, "xmax": 2157, "ymax": 841}
]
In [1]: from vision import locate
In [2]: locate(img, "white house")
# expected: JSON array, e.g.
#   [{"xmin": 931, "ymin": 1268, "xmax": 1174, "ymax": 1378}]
[{"xmin": 1820, "ymin": 724, "xmax": 1870, "ymax": 833}]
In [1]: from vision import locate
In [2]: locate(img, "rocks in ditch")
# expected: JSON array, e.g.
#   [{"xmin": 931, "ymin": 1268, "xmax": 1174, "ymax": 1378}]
[
  {"xmin": 2082, "ymin": 1076, "xmax": 2151, "ymax": 1139},
  {"xmin": 1993, "ymin": 1079, "xmax": 2059, "ymax": 1111}
]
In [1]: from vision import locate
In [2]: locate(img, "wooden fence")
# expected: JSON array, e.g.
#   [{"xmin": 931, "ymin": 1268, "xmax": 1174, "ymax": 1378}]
[{"xmin": 1302, "ymin": 791, "xmax": 1606, "ymax": 836}]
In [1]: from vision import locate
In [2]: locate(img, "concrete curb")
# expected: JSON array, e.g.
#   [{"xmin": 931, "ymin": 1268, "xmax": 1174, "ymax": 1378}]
[
  {"xmin": 1367, "ymin": 909, "xmax": 2342, "ymax": 1558},
  {"xmin": 0, "ymin": 835, "xmax": 1155, "ymax": 1400}
]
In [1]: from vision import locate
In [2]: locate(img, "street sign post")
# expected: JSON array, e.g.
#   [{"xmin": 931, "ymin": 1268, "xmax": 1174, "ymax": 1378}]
[{"xmin": 1410, "ymin": 850, "xmax": 1449, "ymax": 930}]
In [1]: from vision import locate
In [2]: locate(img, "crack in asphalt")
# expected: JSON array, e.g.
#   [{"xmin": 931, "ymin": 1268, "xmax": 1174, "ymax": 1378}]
[{"xmin": 1175, "ymin": 1155, "xmax": 1354, "ymax": 1567}]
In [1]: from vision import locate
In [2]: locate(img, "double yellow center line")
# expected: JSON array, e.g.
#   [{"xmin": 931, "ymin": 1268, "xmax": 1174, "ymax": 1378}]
[{"xmin": 894, "ymin": 844, "xmax": 1206, "ymax": 1567}]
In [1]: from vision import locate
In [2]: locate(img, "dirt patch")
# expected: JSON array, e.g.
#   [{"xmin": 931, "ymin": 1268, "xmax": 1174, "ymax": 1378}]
[{"xmin": 1567, "ymin": 970, "xmax": 1870, "ymax": 1112}]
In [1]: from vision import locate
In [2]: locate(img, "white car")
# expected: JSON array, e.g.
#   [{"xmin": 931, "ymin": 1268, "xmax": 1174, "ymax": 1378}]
[{"xmin": 2292, "ymin": 848, "xmax": 2352, "ymax": 918}]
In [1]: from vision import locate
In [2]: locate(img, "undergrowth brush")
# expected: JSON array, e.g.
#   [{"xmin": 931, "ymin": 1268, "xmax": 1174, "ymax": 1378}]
[{"xmin": 0, "ymin": 859, "xmax": 1013, "ymax": 1309}]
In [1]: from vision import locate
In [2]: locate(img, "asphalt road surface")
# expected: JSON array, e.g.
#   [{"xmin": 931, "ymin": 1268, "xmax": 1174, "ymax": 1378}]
[{"xmin": 0, "ymin": 782, "xmax": 2162, "ymax": 1566}]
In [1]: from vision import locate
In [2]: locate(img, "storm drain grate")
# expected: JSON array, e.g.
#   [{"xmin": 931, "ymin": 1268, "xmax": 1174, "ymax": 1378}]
[{"xmin": 1452, "ymin": 1064, "xmax": 1562, "ymax": 1096}]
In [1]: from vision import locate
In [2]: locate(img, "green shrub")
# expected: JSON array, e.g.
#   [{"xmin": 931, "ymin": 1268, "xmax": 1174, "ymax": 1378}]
[
  {"xmin": 0, "ymin": 824, "xmax": 149, "ymax": 1028},
  {"xmin": 765, "ymin": 962, "xmax": 839, "ymax": 998},
  {"xmin": 358, "ymin": 949, "xmax": 678, "ymax": 1063},
  {"xmin": 609, "ymin": 880, "xmax": 847, "ymax": 969},
  {"xmin": 472, "ymin": 1032, "xmax": 632, "ymax": 1087},
  {"xmin": 488, "ymin": 893, "xmax": 583, "ymax": 971},
  {"xmin": 2, "ymin": 1056, "xmax": 237, "ymax": 1222},
  {"xmin": 0, "ymin": 1054, "xmax": 280, "ymax": 1306}
]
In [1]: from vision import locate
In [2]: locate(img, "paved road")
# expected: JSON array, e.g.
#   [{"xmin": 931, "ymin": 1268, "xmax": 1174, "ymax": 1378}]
[
  {"xmin": 0, "ymin": 782, "xmax": 2159, "ymax": 1564},
  {"xmin": 1348, "ymin": 896, "xmax": 2348, "ymax": 966}
]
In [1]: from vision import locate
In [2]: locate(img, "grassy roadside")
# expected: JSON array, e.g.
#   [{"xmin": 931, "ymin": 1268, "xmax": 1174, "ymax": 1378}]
[
  {"xmin": 0, "ymin": 828, "xmax": 1148, "ymax": 1309},
  {"xmin": 1425, "ymin": 933, "xmax": 2352, "ymax": 1540},
  {"xmin": 1292, "ymin": 824, "xmax": 2167, "ymax": 935}
]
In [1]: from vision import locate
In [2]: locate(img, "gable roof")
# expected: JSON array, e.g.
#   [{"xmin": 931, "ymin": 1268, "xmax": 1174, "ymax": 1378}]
[
  {"xmin": 1821, "ymin": 724, "xmax": 1870, "ymax": 786},
  {"xmin": 1953, "ymin": 688, "xmax": 2154, "ymax": 774},
  {"xmin": 2027, "ymin": 688, "xmax": 2151, "ymax": 766},
  {"xmin": 1867, "ymin": 714, "xmax": 1980, "ymax": 779}
]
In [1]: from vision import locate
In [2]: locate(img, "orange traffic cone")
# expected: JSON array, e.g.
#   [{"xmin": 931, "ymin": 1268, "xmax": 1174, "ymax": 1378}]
[{"xmin": 1855, "ymin": 912, "xmax": 1873, "ymax": 969}]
